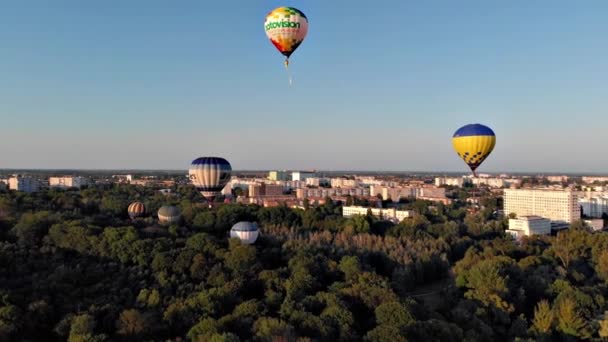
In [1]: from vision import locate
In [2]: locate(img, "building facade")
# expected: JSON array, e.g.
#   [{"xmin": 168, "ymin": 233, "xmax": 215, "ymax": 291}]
[
  {"xmin": 268, "ymin": 171, "xmax": 290, "ymax": 181},
  {"xmin": 8, "ymin": 176, "xmax": 39, "ymax": 193},
  {"xmin": 292, "ymin": 171, "xmax": 316, "ymax": 181},
  {"xmin": 506, "ymin": 216, "xmax": 551, "ymax": 239},
  {"xmin": 579, "ymin": 195, "xmax": 608, "ymax": 218},
  {"xmin": 49, "ymin": 176, "xmax": 89, "ymax": 189},
  {"xmin": 342, "ymin": 206, "xmax": 414, "ymax": 222},
  {"xmin": 504, "ymin": 188, "xmax": 580, "ymax": 224}
]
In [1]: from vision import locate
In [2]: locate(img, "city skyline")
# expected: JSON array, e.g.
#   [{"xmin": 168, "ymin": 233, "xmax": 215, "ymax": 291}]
[{"xmin": 1, "ymin": 1, "xmax": 607, "ymax": 172}]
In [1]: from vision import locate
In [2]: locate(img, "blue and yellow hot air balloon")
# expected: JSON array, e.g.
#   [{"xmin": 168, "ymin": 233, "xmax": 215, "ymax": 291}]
[{"xmin": 452, "ymin": 124, "xmax": 496, "ymax": 177}]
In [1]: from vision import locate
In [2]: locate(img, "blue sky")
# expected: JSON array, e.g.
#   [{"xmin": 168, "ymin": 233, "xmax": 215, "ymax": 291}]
[{"xmin": 1, "ymin": 1, "xmax": 606, "ymax": 173}]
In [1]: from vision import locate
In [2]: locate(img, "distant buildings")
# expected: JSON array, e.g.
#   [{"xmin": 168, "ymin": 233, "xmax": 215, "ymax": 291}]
[
  {"xmin": 49, "ymin": 176, "xmax": 89, "ymax": 189},
  {"xmin": 306, "ymin": 177, "xmax": 330, "ymax": 187},
  {"xmin": 249, "ymin": 183, "xmax": 284, "ymax": 197},
  {"xmin": 370, "ymin": 185, "xmax": 450, "ymax": 204},
  {"xmin": 342, "ymin": 206, "xmax": 414, "ymax": 222},
  {"xmin": 546, "ymin": 175, "xmax": 569, "ymax": 183},
  {"xmin": 296, "ymin": 187, "xmax": 370, "ymax": 199},
  {"xmin": 506, "ymin": 216, "xmax": 551, "ymax": 239},
  {"xmin": 504, "ymin": 188, "xmax": 580, "ymax": 225},
  {"xmin": 268, "ymin": 171, "xmax": 289, "ymax": 181},
  {"xmin": 292, "ymin": 171, "xmax": 316, "ymax": 182},
  {"xmin": 435, "ymin": 177, "xmax": 469, "ymax": 187},
  {"xmin": 8, "ymin": 176, "xmax": 39, "ymax": 193},
  {"xmin": 582, "ymin": 176, "xmax": 608, "ymax": 184},
  {"xmin": 331, "ymin": 178, "xmax": 359, "ymax": 188},
  {"xmin": 113, "ymin": 174, "xmax": 133, "ymax": 183}
]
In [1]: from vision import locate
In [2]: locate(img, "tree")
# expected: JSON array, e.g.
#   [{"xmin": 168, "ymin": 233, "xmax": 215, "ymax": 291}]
[
  {"xmin": 599, "ymin": 312, "xmax": 608, "ymax": 339},
  {"xmin": 552, "ymin": 229, "xmax": 588, "ymax": 269},
  {"xmin": 532, "ymin": 300, "xmax": 553, "ymax": 335},
  {"xmin": 555, "ymin": 297, "xmax": 587, "ymax": 338},
  {"xmin": 596, "ymin": 250, "xmax": 608, "ymax": 282},
  {"xmin": 339, "ymin": 256, "xmax": 361, "ymax": 282},
  {"xmin": 117, "ymin": 309, "xmax": 146, "ymax": 337}
]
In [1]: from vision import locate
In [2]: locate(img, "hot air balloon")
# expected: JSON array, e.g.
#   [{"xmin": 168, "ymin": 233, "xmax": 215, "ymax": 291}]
[
  {"xmin": 452, "ymin": 124, "xmax": 496, "ymax": 177},
  {"xmin": 127, "ymin": 201, "xmax": 146, "ymax": 219},
  {"xmin": 189, "ymin": 157, "xmax": 232, "ymax": 202},
  {"xmin": 230, "ymin": 221, "xmax": 260, "ymax": 245},
  {"xmin": 158, "ymin": 205, "xmax": 180, "ymax": 225},
  {"xmin": 264, "ymin": 6, "xmax": 308, "ymax": 85}
]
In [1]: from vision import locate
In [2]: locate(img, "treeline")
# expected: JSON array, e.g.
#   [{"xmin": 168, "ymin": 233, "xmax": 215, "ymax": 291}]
[{"xmin": 0, "ymin": 185, "xmax": 607, "ymax": 341}]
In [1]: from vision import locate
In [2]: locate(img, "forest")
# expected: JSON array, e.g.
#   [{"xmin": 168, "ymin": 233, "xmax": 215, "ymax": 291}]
[{"xmin": 0, "ymin": 184, "xmax": 607, "ymax": 341}]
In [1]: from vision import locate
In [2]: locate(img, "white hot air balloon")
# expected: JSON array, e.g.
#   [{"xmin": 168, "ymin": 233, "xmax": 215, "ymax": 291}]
[{"xmin": 230, "ymin": 221, "xmax": 260, "ymax": 245}]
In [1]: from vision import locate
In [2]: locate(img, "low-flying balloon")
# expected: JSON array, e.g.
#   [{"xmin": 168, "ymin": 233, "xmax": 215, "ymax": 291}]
[
  {"xmin": 230, "ymin": 221, "xmax": 260, "ymax": 245},
  {"xmin": 452, "ymin": 123, "xmax": 496, "ymax": 177},
  {"xmin": 127, "ymin": 201, "xmax": 146, "ymax": 219},
  {"xmin": 189, "ymin": 157, "xmax": 232, "ymax": 202},
  {"xmin": 158, "ymin": 206, "xmax": 180, "ymax": 225},
  {"xmin": 264, "ymin": 6, "xmax": 308, "ymax": 85}
]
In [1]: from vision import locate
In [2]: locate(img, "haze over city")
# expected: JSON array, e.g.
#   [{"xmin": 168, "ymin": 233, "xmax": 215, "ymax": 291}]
[{"xmin": 2, "ymin": 1, "xmax": 607, "ymax": 172}]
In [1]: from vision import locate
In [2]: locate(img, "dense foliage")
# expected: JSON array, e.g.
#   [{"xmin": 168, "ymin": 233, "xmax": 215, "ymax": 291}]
[{"xmin": 0, "ymin": 185, "xmax": 607, "ymax": 341}]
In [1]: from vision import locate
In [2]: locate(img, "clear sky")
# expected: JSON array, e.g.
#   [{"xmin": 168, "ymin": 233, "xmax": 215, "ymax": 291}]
[{"xmin": 1, "ymin": 1, "xmax": 607, "ymax": 173}]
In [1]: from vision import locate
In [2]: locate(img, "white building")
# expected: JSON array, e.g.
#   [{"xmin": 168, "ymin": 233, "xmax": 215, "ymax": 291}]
[
  {"xmin": 584, "ymin": 219, "xmax": 605, "ymax": 231},
  {"xmin": 435, "ymin": 177, "xmax": 468, "ymax": 187},
  {"xmin": 579, "ymin": 195, "xmax": 608, "ymax": 218},
  {"xmin": 582, "ymin": 176, "xmax": 608, "ymax": 184},
  {"xmin": 471, "ymin": 177, "xmax": 521, "ymax": 188},
  {"xmin": 49, "ymin": 176, "xmax": 89, "ymax": 189},
  {"xmin": 506, "ymin": 216, "xmax": 551, "ymax": 239},
  {"xmin": 504, "ymin": 188, "xmax": 580, "ymax": 224},
  {"xmin": 8, "ymin": 176, "xmax": 39, "ymax": 193},
  {"xmin": 292, "ymin": 171, "xmax": 316, "ymax": 182},
  {"xmin": 342, "ymin": 206, "xmax": 414, "ymax": 222}
]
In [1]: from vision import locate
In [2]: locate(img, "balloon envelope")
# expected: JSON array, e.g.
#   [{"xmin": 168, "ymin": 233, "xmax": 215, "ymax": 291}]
[
  {"xmin": 230, "ymin": 221, "xmax": 260, "ymax": 245},
  {"xmin": 189, "ymin": 157, "xmax": 232, "ymax": 201},
  {"xmin": 127, "ymin": 201, "xmax": 146, "ymax": 219},
  {"xmin": 452, "ymin": 124, "xmax": 496, "ymax": 175},
  {"xmin": 158, "ymin": 205, "xmax": 180, "ymax": 225},
  {"xmin": 264, "ymin": 7, "xmax": 308, "ymax": 59}
]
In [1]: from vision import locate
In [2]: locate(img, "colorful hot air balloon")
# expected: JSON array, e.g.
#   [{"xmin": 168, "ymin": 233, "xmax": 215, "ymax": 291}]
[
  {"xmin": 230, "ymin": 222, "xmax": 260, "ymax": 245},
  {"xmin": 452, "ymin": 124, "xmax": 496, "ymax": 177},
  {"xmin": 189, "ymin": 157, "xmax": 232, "ymax": 202},
  {"xmin": 127, "ymin": 201, "xmax": 146, "ymax": 219},
  {"xmin": 264, "ymin": 7, "xmax": 308, "ymax": 84},
  {"xmin": 158, "ymin": 205, "xmax": 180, "ymax": 225}
]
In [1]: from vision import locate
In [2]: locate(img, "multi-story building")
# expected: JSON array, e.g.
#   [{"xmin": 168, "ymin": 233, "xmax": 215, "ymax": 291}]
[
  {"xmin": 582, "ymin": 176, "xmax": 608, "ymax": 184},
  {"xmin": 546, "ymin": 175, "xmax": 569, "ymax": 183},
  {"xmin": 0, "ymin": 179, "xmax": 7, "ymax": 190},
  {"xmin": 579, "ymin": 195, "xmax": 608, "ymax": 218},
  {"xmin": 306, "ymin": 177, "xmax": 330, "ymax": 187},
  {"xmin": 331, "ymin": 178, "xmax": 359, "ymax": 188},
  {"xmin": 248, "ymin": 183, "xmax": 284, "ymax": 197},
  {"xmin": 8, "ymin": 176, "xmax": 39, "ymax": 193},
  {"xmin": 504, "ymin": 188, "xmax": 580, "ymax": 224},
  {"xmin": 342, "ymin": 206, "xmax": 414, "ymax": 222},
  {"xmin": 292, "ymin": 171, "xmax": 316, "ymax": 182},
  {"xmin": 506, "ymin": 216, "xmax": 551, "ymax": 239},
  {"xmin": 49, "ymin": 176, "xmax": 89, "ymax": 189},
  {"xmin": 296, "ymin": 187, "xmax": 371, "ymax": 199},
  {"xmin": 435, "ymin": 177, "xmax": 468, "ymax": 187},
  {"xmin": 268, "ymin": 171, "xmax": 290, "ymax": 181}
]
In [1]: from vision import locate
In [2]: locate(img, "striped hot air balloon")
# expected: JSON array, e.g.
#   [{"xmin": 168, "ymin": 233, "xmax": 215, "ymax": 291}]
[
  {"xmin": 452, "ymin": 124, "xmax": 496, "ymax": 177},
  {"xmin": 127, "ymin": 201, "xmax": 146, "ymax": 219},
  {"xmin": 230, "ymin": 222, "xmax": 260, "ymax": 245},
  {"xmin": 158, "ymin": 205, "xmax": 180, "ymax": 225},
  {"xmin": 189, "ymin": 157, "xmax": 232, "ymax": 202}
]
